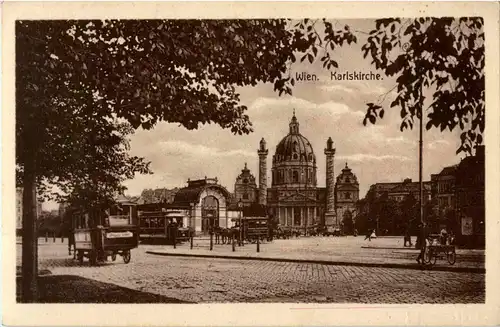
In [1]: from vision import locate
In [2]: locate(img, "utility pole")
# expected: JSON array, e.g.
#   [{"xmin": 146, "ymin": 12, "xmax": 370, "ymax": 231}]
[
  {"xmin": 419, "ymin": 104, "xmax": 425, "ymax": 250},
  {"xmin": 304, "ymin": 171, "xmax": 308, "ymax": 236}
]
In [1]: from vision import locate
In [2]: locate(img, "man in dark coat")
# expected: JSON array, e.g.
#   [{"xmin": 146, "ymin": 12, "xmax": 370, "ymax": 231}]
[
  {"xmin": 416, "ymin": 224, "xmax": 428, "ymax": 265},
  {"xmin": 404, "ymin": 228, "xmax": 412, "ymax": 247}
]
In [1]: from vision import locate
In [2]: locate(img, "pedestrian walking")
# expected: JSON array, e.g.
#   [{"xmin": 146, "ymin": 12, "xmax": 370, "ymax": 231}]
[
  {"xmin": 364, "ymin": 229, "xmax": 373, "ymax": 241},
  {"xmin": 416, "ymin": 225, "xmax": 429, "ymax": 265},
  {"xmin": 415, "ymin": 223, "xmax": 423, "ymax": 249},
  {"xmin": 416, "ymin": 237, "xmax": 427, "ymax": 265},
  {"xmin": 404, "ymin": 228, "xmax": 412, "ymax": 247}
]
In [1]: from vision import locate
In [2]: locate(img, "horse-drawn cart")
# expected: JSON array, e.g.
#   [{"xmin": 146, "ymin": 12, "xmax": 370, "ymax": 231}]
[
  {"xmin": 231, "ymin": 216, "xmax": 271, "ymax": 243},
  {"xmin": 424, "ymin": 235, "xmax": 456, "ymax": 267},
  {"xmin": 70, "ymin": 203, "xmax": 139, "ymax": 266}
]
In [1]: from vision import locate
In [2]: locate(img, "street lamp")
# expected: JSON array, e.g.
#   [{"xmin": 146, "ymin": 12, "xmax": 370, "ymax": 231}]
[
  {"xmin": 419, "ymin": 101, "xmax": 425, "ymax": 251},
  {"xmin": 238, "ymin": 199, "xmax": 243, "ymax": 246},
  {"xmin": 189, "ymin": 202, "xmax": 195, "ymax": 232},
  {"xmin": 301, "ymin": 170, "xmax": 308, "ymax": 236}
]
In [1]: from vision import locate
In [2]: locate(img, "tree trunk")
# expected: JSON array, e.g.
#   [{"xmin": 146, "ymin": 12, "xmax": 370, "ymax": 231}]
[{"xmin": 21, "ymin": 160, "xmax": 38, "ymax": 302}]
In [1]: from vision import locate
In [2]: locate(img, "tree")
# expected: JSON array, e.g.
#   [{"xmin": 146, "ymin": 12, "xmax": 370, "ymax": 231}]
[
  {"xmin": 342, "ymin": 210, "xmax": 354, "ymax": 234},
  {"xmin": 379, "ymin": 198, "xmax": 402, "ymax": 235},
  {"xmin": 17, "ymin": 19, "xmax": 355, "ymax": 302},
  {"xmin": 354, "ymin": 199, "xmax": 369, "ymax": 232},
  {"xmin": 401, "ymin": 194, "xmax": 418, "ymax": 233},
  {"xmin": 361, "ymin": 18, "xmax": 484, "ymax": 155},
  {"xmin": 37, "ymin": 211, "xmax": 62, "ymax": 238},
  {"xmin": 368, "ymin": 194, "xmax": 401, "ymax": 235}
]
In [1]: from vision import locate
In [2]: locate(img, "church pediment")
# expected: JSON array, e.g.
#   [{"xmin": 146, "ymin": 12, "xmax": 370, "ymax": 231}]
[{"xmin": 280, "ymin": 192, "xmax": 317, "ymax": 203}]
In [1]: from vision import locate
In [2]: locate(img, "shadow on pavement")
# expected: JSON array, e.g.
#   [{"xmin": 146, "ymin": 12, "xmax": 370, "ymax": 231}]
[
  {"xmin": 19, "ymin": 257, "xmax": 136, "ymax": 269},
  {"xmin": 16, "ymin": 275, "xmax": 193, "ymax": 303}
]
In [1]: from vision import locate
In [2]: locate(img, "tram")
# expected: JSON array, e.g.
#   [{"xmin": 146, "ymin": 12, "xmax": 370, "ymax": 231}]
[{"xmin": 137, "ymin": 203, "xmax": 193, "ymax": 244}]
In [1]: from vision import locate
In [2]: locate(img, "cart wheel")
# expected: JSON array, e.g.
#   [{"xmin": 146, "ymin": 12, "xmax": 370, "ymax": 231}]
[
  {"xmin": 89, "ymin": 250, "xmax": 98, "ymax": 266},
  {"xmin": 123, "ymin": 250, "xmax": 131, "ymax": 264},
  {"xmin": 447, "ymin": 251, "xmax": 456, "ymax": 265},
  {"xmin": 77, "ymin": 251, "xmax": 84, "ymax": 265},
  {"xmin": 423, "ymin": 248, "xmax": 433, "ymax": 265},
  {"xmin": 430, "ymin": 252, "xmax": 437, "ymax": 266},
  {"xmin": 111, "ymin": 253, "xmax": 117, "ymax": 261}
]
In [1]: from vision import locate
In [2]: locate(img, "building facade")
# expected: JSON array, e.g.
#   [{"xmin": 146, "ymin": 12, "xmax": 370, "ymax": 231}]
[
  {"xmin": 335, "ymin": 163, "xmax": 360, "ymax": 227},
  {"xmin": 425, "ymin": 146, "xmax": 485, "ymax": 247},
  {"xmin": 455, "ymin": 146, "xmax": 485, "ymax": 248},
  {"xmin": 233, "ymin": 163, "xmax": 258, "ymax": 206},
  {"xmin": 367, "ymin": 179, "xmax": 432, "ymax": 203},
  {"xmin": 172, "ymin": 177, "xmax": 232, "ymax": 233},
  {"xmin": 430, "ymin": 165, "xmax": 458, "ymax": 231}
]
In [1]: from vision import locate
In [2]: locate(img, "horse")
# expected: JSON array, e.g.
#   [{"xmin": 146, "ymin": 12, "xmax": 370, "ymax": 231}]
[
  {"xmin": 221, "ymin": 228, "xmax": 236, "ymax": 244},
  {"xmin": 213, "ymin": 226, "xmax": 222, "ymax": 244},
  {"xmin": 213, "ymin": 227, "xmax": 231, "ymax": 245}
]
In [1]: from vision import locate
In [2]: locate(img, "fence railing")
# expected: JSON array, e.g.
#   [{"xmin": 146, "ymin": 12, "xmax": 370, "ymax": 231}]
[{"xmin": 171, "ymin": 228, "xmax": 263, "ymax": 253}]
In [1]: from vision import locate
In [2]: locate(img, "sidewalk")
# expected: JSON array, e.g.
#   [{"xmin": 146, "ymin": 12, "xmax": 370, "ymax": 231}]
[{"xmin": 144, "ymin": 237, "xmax": 485, "ymax": 273}]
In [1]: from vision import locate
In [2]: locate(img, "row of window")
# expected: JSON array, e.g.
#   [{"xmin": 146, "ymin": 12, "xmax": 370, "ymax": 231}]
[
  {"xmin": 140, "ymin": 217, "xmax": 184, "ymax": 228},
  {"xmin": 274, "ymin": 153, "xmax": 314, "ymax": 162},
  {"xmin": 438, "ymin": 196, "xmax": 454, "ymax": 207},
  {"xmin": 438, "ymin": 182, "xmax": 454, "ymax": 193},
  {"xmin": 272, "ymin": 168, "xmax": 315, "ymax": 184}
]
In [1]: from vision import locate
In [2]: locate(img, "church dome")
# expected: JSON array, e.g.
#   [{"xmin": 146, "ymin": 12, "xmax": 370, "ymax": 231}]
[
  {"xmin": 274, "ymin": 112, "xmax": 316, "ymax": 164},
  {"xmin": 271, "ymin": 111, "xmax": 317, "ymax": 187}
]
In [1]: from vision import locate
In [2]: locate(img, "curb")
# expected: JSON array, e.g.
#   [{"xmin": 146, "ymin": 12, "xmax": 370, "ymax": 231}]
[
  {"xmin": 146, "ymin": 251, "xmax": 485, "ymax": 274},
  {"xmin": 361, "ymin": 246, "xmax": 420, "ymax": 250}
]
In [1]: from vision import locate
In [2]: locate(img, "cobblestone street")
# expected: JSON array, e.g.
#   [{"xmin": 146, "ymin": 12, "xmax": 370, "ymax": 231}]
[{"xmin": 18, "ymin": 239, "xmax": 485, "ymax": 303}]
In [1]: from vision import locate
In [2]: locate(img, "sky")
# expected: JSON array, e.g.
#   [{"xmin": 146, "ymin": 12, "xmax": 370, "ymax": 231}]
[{"xmin": 43, "ymin": 19, "xmax": 464, "ymax": 210}]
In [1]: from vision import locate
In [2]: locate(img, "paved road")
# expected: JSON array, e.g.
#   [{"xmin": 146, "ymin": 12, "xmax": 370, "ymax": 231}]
[
  {"xmin": 25, "ymin": 245, "xmax": 485, "ymax": 303},
  {"xmin": 144, "ymin": 236, "xmax": 484, "ymax": 270}
]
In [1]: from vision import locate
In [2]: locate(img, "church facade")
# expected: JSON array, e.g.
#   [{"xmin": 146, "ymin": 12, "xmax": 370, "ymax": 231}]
[
  {"xmin": 233, "ymin": 163, "xmax": 258, "ymax": 206},
  {"xmin": 232, "ymin": 112, "xmax": 359, "ymax": 230},
  {"xmin": 335, "ymin": 163, "xmax": 360, "ymax": 228}
]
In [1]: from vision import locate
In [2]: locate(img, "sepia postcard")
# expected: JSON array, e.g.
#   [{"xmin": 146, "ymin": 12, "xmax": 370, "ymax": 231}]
[{"xmin": 2, "ymin": 1, "xmax": 500, "ymax": 326}]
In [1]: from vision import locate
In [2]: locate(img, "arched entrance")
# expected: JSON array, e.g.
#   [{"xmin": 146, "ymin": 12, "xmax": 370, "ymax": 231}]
[{"xmin": 202, "ymin": 195, "xmax": 219, "ymax": 233}]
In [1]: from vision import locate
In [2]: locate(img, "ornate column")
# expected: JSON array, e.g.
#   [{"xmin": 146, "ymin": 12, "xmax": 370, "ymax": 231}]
[
  {"xmin": 324, "ymin": 137, "xmax": 336, "ymax": 227},
  {"xmin": 258, "ymin": 138, "xmax": 268, "ymax": 205}
]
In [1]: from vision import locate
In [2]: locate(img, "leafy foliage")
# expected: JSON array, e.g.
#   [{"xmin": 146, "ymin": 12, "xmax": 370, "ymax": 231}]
[
  {"xmin": 37, "ymin": 211, "xmax": 63, "ymax": 237},
  {"xmin": 356, "ymin": 192, "xmax": 434, "ymax": 235},
  {"xmin": 16, "ymin": 19, "xmax": 355, "ymax": 206},
  {"xmin": 361, "ymin": 17, "xmax": 484, "ymax": 155},
  {"xmin": 25, "ymin": 19, "xmax": 355, "ymax": 133},
  {"xmin": 17, "ymin": 22, "xmax": 151, "ymax": 208}
]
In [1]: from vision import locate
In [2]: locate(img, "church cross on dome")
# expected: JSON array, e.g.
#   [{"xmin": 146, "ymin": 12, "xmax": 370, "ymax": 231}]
[
  {"xmin": 242, "ymin": 162, "xmax": 250, "ymax": 173},
  {"xmin": 289, "ymin": 109, "xmax": 299, "ymax": 134}
]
